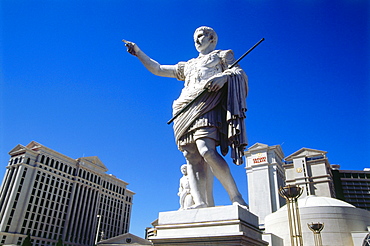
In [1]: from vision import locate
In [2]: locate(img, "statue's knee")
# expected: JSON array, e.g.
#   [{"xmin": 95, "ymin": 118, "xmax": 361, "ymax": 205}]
[
  {"xmin": 199, "ymin": 146, "xmax": 216, "ymax": 160},
  {"xmin": 182, "ymin": 150, "xmax": 197, "ymax": 163}
]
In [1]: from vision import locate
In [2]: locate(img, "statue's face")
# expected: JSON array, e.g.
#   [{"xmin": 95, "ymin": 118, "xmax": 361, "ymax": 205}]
[
  {"xmin": 181, "ymin": 165, "xmax": 187, "ymax": 175},
  {"xmin": 194, "ymin": 30, "xmax": 213, "ymax": 53}
]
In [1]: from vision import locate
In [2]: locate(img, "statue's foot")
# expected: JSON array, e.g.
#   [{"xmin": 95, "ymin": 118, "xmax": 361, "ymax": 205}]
[
  {"xmin": 232, "ymin": 196, "xmax": 249, "ymax": 210},
  {"xmin": 188, "ymin": 202, "xmax": 207, "ymax": 209}
]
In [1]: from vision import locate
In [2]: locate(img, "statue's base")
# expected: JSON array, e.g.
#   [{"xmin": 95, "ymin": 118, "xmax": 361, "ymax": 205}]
[{"xmin": 148, "ymin": 205, "xmax": 268, "ymax": 246}]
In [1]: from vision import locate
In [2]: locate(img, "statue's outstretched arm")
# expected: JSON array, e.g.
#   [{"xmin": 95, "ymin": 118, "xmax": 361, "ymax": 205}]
[{"xmin": 123, "ymin": 40, "xmax": 176, "ymax": 78}]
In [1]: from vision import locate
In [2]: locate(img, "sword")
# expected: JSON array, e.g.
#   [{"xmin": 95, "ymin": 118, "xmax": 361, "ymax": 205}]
[{"xmin": 167, "ymin": 38, "xmax": 265, "ymax": 125}]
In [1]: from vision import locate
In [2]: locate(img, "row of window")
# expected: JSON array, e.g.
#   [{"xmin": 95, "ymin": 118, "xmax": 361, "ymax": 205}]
[
  {"xmin": 10, "ymin": 154, "xmax": 130, "ymax": 199},
  {"xmin": 39, "ymin": 163, "xmax": 75, "ymax": 181},
  {"xmin": 342, "ymin": 187, "xmax": 370, "ymax": 193},
  {"xmin": 347, "ymin": 190, "xmax": 370, "ymax": 199},
  {"xmin": 1, "ymin": 234, "xmax": 6, "ymax": 244},
  {"xmin": 40, "ymin": 155, "xmax": 75, "ymax": 175},
  {"xmin": 101, "ymin": 179, "xmax": 126, "ymax": 195},
  {"xmin": 39, "ymin": 154, "xmax": 127, "ymax": 195},
  {"xmin": 344, "ymin": 196, "xmax": 370, "ymax": 202},
  {"xmin": 16, "ymin": 237, "xmax": 65, "ymax": 246},
  {"xmin": 340, "ymin": 172, "xmax": 370, "ymax": 179},
  {"xmin": 65, "ymin": 184, "xmax": 99, "ymax": 245},
  {"xmin": 98, "ymin": 194, "xmax": 130, "ymax": 239},
  {"xmin": 342, "ymin": 181, "xmax": 370, "ymax": 186},
  {"xmin": 284, "ymin": 156, "xmax": 325, "ymax": 165},
  {"xmin": 9, "ymin": 156, "xmax": 31, "ymax": 165},
  {"xmin": 2, "ymin": 155, "xmax": 132, "ymax": 246},
  {"xmin": 307, "ymin": 156, "xmax": 325, "ymax": 161},
  {"xmin": 34, "ymin": 171, "xmax": 73, "ymax": 199},
  {"xmin": 4, "ymin": 168, "xmax": 27, "ymax": 232},
  {"xmin": 38, "ymin": 160, "xmax": 125, "ymax": 201},
  {"xmin": 19, "ymin": 170, "xmax": 70, "ymax": 241},
  {"xmin": 20, "ymin": 221, "xmax": 64, "ymax": 240},
  {"xmin": 345, "ymin": 199, "xmax": 370, "ymax": 206}
]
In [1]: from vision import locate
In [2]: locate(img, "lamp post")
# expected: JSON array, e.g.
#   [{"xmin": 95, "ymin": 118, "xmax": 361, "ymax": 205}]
[
  {"xmin": 308, "ymin": 222, "xmax": 324, "ymax": 246},
  {"xmin": 95, "ymin": 215, "xmax": 102, "ymax": 245},
  {"xmin": 279, "ymin": 185, "xmax": 304, "ymax": 246}
]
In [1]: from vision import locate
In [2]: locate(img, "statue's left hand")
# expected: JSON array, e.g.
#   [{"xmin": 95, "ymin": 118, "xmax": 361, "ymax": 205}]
[{"xmin": 205, "ymin": 72, "xmax": 229, "ymax": 92}]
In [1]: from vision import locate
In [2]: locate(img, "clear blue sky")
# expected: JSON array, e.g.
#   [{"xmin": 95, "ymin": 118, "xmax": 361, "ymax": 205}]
[{"xmin": 1, "ymin": 0, "xmax": 369, "ymax": 238}]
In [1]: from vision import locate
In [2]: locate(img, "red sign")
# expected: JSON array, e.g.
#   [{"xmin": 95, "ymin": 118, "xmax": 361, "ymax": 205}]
[{"xmin": 253, "ymin": 157, "xmax": 266, "ymax": 163}]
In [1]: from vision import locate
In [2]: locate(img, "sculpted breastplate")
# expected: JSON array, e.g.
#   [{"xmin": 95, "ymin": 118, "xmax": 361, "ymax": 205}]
[{"xmin": 183, "ymin": 51, "xmax": 223, "ymax": 92}]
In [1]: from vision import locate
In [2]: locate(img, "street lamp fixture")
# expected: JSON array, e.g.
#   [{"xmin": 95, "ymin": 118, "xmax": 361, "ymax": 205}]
[
  {"xmin": 308, "ymin": 222, "xmax": 324, "ymax": 246},
  {"xmin": 279, "ymin": 185, "xmax": 304, "ymax": 246}
]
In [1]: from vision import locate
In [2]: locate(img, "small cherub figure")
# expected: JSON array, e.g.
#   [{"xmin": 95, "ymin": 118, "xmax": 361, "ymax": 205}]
[{"xmin": 178, "ymin": 164, "xmax": 194, "ymax": 210}]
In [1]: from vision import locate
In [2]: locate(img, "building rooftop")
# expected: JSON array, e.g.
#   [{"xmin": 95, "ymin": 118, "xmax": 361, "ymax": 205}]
[{"xmin": 298, "ymin": 195, "xmax": 355, "ymax": 208}]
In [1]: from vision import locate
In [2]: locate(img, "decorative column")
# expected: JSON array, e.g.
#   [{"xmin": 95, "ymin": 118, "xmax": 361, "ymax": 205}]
[
  {"xmin": 279, "ymin": 185, "xmax": 303, "ymax": 246},
  {"xmin": 308, "ymin": 222, "xmax": 324, "ymax": 246}
]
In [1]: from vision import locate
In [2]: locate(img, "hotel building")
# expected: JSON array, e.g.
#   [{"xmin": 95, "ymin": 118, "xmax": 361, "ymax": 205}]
[
  {"xmin": 0, "ymin": 141, "xmax": 134, "ymax": 246},
  {"xmin": 245, "ymin": 143, "xmax": 286, "ymax": 229},
  {"xmin": 245, "ymin": 143, "xmax": 370, "ymax": 228},
  {"xmin": 246, "ymin": 143, "xmax": 370, "ymax": 245},
  {"xmin": 332, "ymin": 166, "xmax": 370, "ymax": 211},
  {"xmin": 284, "ymin": 147, "xmax": 336, "ymax": 198}
]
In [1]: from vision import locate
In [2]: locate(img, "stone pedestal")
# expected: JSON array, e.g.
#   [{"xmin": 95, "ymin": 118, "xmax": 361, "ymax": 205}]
[{"xmin": 148, "ymin": 205, "xmax": 268, "ymax": 246}]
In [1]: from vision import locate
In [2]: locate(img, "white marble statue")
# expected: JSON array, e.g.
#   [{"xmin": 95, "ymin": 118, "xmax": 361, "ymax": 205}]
[
  {"xmin": 178, "ymin": 164, "xmax": 195, "ymax": 210},
  {"xmin": 125, "ymin": 26, "xmax": 248, "ymax": 208}
]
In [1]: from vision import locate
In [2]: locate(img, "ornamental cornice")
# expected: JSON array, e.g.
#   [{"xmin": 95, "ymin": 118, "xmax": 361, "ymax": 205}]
[
  {"xmin": 78, "ymin": 156, "xmax": 108, "ymax": 173},
  {"xmin": 8, "ymin": 144, "xmax": 27, "ymax": 156},
  {"xmin": 285, "ymin": 147, "xmax": 327, "ymax": 161}
]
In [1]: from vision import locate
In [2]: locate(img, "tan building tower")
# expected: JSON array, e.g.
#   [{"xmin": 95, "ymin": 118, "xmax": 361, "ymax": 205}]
[
  {"xmin": 0, "ymin": 141, "xmax": 134, "ymax": 246},
  {"xmin": 284, "ymin": 148, "xmax": 335, "ymax": 198},
  {"xmin": 245, "ymin": 143, "xmax": 286, "ymax": 229}
]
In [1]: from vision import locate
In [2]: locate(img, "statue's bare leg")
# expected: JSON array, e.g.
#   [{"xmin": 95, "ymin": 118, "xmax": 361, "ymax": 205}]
[
  {"xmin": 182, "ymin": 143, "xmax": 208, "ymax": 208},
  {"xmin": 205, "ymin": 164, "xmax": 215, "ymax": 207},
  {"xmin": 195, "ymin": 137, "xmax": 247, "ymax": 206}
]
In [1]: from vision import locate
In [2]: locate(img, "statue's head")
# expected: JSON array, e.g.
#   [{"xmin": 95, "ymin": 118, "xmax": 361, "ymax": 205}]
[
  {"xmin": 181, "ymin": 164, "xmax": 188, "ymax": 175},
  {"xmin": 194, "ymin": 26, "xmax": 218, "ymax": 53}
]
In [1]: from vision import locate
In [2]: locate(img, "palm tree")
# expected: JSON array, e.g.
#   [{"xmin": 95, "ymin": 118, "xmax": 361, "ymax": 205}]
[
  {"xmin": 21, "ymin": 234, "xmax": 32, "ymax": 246},
  {"xmin": 56, "ymin": 238, "xmax": 64, "ymax": 246}
]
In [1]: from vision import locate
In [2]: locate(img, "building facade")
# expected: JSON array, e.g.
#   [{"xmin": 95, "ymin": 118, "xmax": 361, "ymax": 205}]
[
  {"xmin": 245, "ymin": 143, "xmax": 286, "ymax": 229},
  {"xmin": 0, "ymin": 141, "xmax": 134, "ymax": 246},
  {"xmin": 245, "ymin": 143, "xmax": 370, "ymax": 245},
  {"xmin": 332, "ymin": 166, "xmax": 370, "ymax": 211},
  {"xmin": 284, "ymin": 148, "xmax": 336, "ymax": 198}
]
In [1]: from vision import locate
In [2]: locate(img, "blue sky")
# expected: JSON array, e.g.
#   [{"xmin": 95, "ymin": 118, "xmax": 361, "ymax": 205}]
[{"xmin": 1, "ymin": 0, "xmax": 369, "ymax": 238}]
